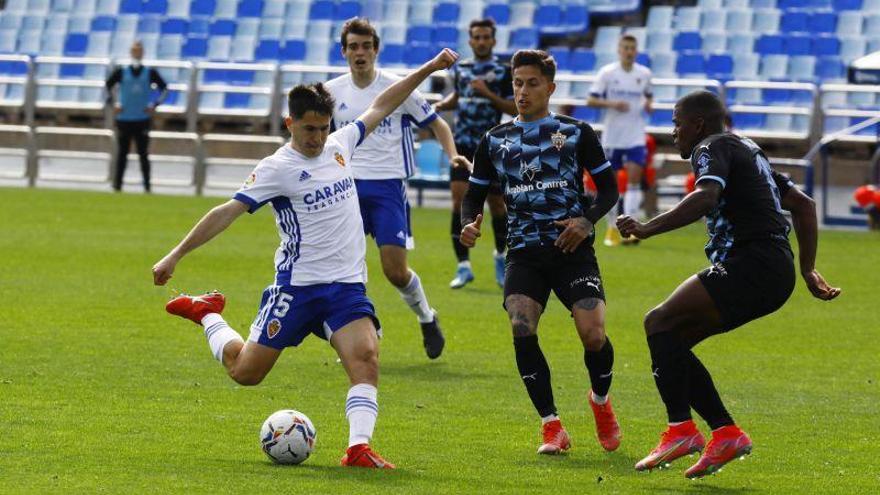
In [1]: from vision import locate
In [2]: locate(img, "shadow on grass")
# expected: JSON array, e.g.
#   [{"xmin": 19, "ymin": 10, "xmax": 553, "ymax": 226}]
[
  {"xmin": 380, "ymin": 361, "xmax": 498, "ymax": 381},
  {"xmin": 647, "ymin": 483, "xmax": 759, "ymax": 495},
  {"xmin": 241, "ymin": 458, "xmax": 427, "ymax": 486}
]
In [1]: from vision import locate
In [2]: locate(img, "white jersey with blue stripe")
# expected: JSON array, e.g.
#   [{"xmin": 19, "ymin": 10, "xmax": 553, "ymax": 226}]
[
  {"xmin": 325, "ymin": 70, "xmax": 438, "ymax": 180},
  {"xmin": 233, "ymin": 122, "xmax": 367, "ymax": 286}
]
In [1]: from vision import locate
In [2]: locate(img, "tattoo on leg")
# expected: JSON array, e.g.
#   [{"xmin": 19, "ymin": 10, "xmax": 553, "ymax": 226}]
[
  {"xmin": 574, "ymin": 298, "xmax": 601, "ymax": 311},
  {"xmin": 511, "ymin": 311, "xmax": 533, "ymax": 337}
]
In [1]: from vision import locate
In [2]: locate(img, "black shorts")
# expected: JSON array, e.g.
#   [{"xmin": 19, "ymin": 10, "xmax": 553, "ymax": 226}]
[
  {"xmin": 698, "ymin": 239, "xmax": 796, "ymax": 331},
  {"xmin": 503, "ymin": 243, "xmax": 605, "ymax": 312},
  {"xmin": 451, "ymin": 143, "xmax": 503, "ymax": 194}
]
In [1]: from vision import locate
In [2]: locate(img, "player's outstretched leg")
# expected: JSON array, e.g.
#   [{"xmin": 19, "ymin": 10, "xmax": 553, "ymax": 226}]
[
  {"xmin": 332, "ymin": 317, "xmax": 395, "ymax": 469},
  {"xmin": 572, "ymin": 298, "xmax": 621, "ymax": 451}
]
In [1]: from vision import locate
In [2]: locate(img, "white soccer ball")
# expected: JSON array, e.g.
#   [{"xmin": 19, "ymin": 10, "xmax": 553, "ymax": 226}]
[{"xmin": 259, "ymin": 409, "xmax": 317, "ymax": 465}]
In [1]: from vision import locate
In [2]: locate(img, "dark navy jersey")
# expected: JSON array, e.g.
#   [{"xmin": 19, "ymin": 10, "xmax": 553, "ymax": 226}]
[
  {"xmin": 691, "ymin": 133, "xmax": 793, "ymax": 263},
  {"xmin": 452, "ymin": 56, "xmax": 513, "ymax": 151},
  {"xmin": 470, "ymin": 113, "xmax": 610, "ymax": 250}
]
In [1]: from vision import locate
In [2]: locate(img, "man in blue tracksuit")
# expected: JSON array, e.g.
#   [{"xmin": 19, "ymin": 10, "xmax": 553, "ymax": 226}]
[{"xmin": 105, "ymin": 41, "xmax": 168, "ymax": 192}]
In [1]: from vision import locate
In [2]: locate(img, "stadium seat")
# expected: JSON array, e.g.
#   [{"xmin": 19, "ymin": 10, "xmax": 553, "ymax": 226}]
[
  {"xmin": 673, "ymin": 32, "xmax": 702, "ymax": 51},
  {"xmin": 702, "ymin": 32, "xmax": 727, "ymax": 53},
  {"xmin": 90, "ymin": 16, "xmax": 116, "ymax": 32},
  {"xmin": 788, "ymin": 55, "xmax": 816, "ymax": 82},
  {"xmin": 406, "ymin": 26, "xmax": 432, "ymax": 44},
  {"xmin": 815, "ymin": 56, "xmax": 845, "ymax": 80},
  {"xmin": 305, "ymin": 38, "xmax": 330, "ymax": 64},
  {"xmin": 409, "ymin": 0, "xmax": 434, "ymax": 25},
  {"xmin": 836, "ymin": 11, "xmax": 863, "ymax": 37},
  {"xmin": 161, "ymin": 18, "xmax": 189, "ymax": 35},
  {"xmin": 732, "ymin": 53, "xmax": 759, "ymax": 79},
  {"xmin": 137, "ymin": 16, "xmax": 161, "ymax": 34},
  {"xmin": 731, "ymin": 112, "xmax": 765, "ymax": 130},
  {"xmin": 166, "ymin": 0, "xmax": 190, "ymax": 17},
  {"xmin": 676, "ymin": 52, "xmax": 706, "ymax": 75},
  {"xmin": 593, "ymin": 26, "xmax": 622, "ymax": 53},
  {"xmin": 510, "ymin": 28, "xmax": 538, "ymax": 50},
  {"xmin": 283, "ymin": 19, "xmax": 307, "ymax": 40},
  {"xmin": 0, "ymin": 32, "xmax": 16, "ymax": 53},
  {"xmin": 650, "ymin": 108, "xmax": 673, "ymax": 126},
  {"xmin": 563, "ymin": 5, "xmax": 589, "ymax": 33},
  {"xmin": 780, "ymin": 10, "xmax": 810, "ymax": 33},
  {"xmin": 210, "ymin": 19, "xmax": 236, "ymax": 36},
  {"xmin": 549, "ymin": 47, "xmax": 571, "ymax": 71},
  {"xmin": 182, "ymin": 37, "xmax": 208, "ymax": 58},
  {"xmin": 759, "ymin": 54, "xmax": 789, "ymax": 80},
  {"xmin": 765, "ymin": 113, "xmax": 792, "ymax": 132},
  {"xmin": 231, "ymin": 36, "xmax": 257, "ymax": 61},
  {"xmin": 237, "ymin": 0, "xmax": 263, "ymax": 17},
  {"xmin": 813, "ymin": 36, "xmax": 840, "ymax": 56},
  {"xmin": 68, "ymin": 15, "xmax": 92, "ymax": 33},
  {"xmin": 214, "ymin": 0, "xmax": 236, "ymax": 17},
  {"xmin": 63, "ymin": 33, "xmax": 88, "ymax": 56},
  {"xmin": 833, "ymin": 0, "xmax": 863, "ymax": 8},
  {"xmin": 651, "ymin": 52, "xmax": 677, "ymax": 76},
  {"xmin": 433, "ymin": 3, "xmax": 460, "ymax": 26},
  {"xmin": 570, "ymin": 48, "xmax": 596, "ymax": 72},
  {"xmin": 755, "ymin": 34, "xmax": 785, "ymax": 55},
  {"xmin": 509, "ymin": 2, "xmax": 536, "ymax": 28},
  {"xmin": 190, "ymin": 0, "xmax": 216, "ymax": 16},
  {"xmin": 752, "ymin": 9, "xmax": 781, "ymax": 33},
  {"xmin": 701, "ymin": 10, "xmax": 726, "ymax": 32},
  {"xmin": 726, "ymin": 9, "xmax": 752, "ymax": 32},
  {"xmin": 280, "ymin": 39, "xmax": 306, "ymax": 61},
  {"xmin": 636, "ymin": 52, "xmax": 651, "ymax": 67},
  {"xmin": 119, "ymin": 0, "xmax": 143, "ymax": 14},
  {"xmin": 865, "ymin": 14, "xmax": 880, "ymax": 37},
  {"xmin": 433, "ymin": 27, "xmax": 458, "ymax": 45},
  {"xmin": 675, "ymin": 7, "xmax": 701, "ymax": 31},
  {"xmin": 224, "ymin": 92, "xmax": 251, "ymax": 109},
  {"xmin": 0, "ymin": 14, "xmax": 23, "ymax": 31},
  {"xmin": 380, "ymin": 24, "xmax": 406, "ymax": 45},
  {"xmin": 45, "ymin": 13, "xmax": 68, "ymax": 34},
  {"xmin": 646, "ymin": 30, "xmax": 674, "ymax": 54},
  {"xmin": 143, "ymin": 0, "xmax": 168, "ymax": 15},
  {"xmin": 534, "ymin": 5, "xmax": 563, "ymax": 34},
  {"xmin": 207, "ymin": 36, "xmax": 232, "ymax": 60},
  {"xmin": 707, "ymin": 53, "xmax": 733, "ymax": 79},
  {"xmin": 188, "ymin": 17, "xmax": 210, "ymax": 37},
  {"xmin": 309, "ymin": 0, "xmax": 334, "ymax": 20},
  {"xmin": 259, "ymin": 19, "xmax": 283, "ymax": 39},
  {"xmin": 784, "ymin": 35, "xmax": 812, "ymax": 56},
  {"xmin": 483, "ymin": 4, "xmax": 510, "ymax": 25},
  {"xmin": 403, "ymin": 43, "xmax": 432, "ymax": 66},
  {"xmin": 17, "ymin": 31, "xmax": 41, "ymax": 54},
  {"xmin": 839, "ymin": 36, "xmax": 867, "ymax": 62},
  {"xmin": 382, "ymin": 0, "xmax": 407, "ymax": 25},
  {"xmin": 328, "ymin": 42, "xmax": 345, "ymax": 65},
  {"xmin": 379, "ymin": 43, "xmax": 404, "ymax": 65},
  {"xmin": 335, "ymin": 1, "xmax": 361, "ymax": 20},
  {"xmin": 808, "ymin": 11, "xmax": 837, "ymax": 34},
  {"xmin": 157, "ymin": 34, "xmax": 183, "ymax": 59}
]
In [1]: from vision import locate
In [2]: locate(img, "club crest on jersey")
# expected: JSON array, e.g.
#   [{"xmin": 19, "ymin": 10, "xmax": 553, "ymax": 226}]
[
  {"xmin": 267, "ymin": 319, "xmax": 282, "ymax": 339},
  {"xmin": 550, "ymin": 131, "xmax": 566, "ymax": 151},
  {"xmin": 243, "ymin": 172, "xmax": 256, "ymax": 188},
  {"xmin": 334, "ymin": 152, "xmax": 346, "ymax": 167},
  {"xmin": 696, "ymin": 151, "xmax": 711, "ymax": 175}
]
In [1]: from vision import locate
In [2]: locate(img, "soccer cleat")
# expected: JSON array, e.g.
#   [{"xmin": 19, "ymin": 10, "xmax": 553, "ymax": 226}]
[
  {"xmin": 684, "ymin": 425, "xmax": 752, "ymax": 479},
  {"xmin": 537, "ymin": 419, "xmax": 571, "ymax": 455},
  {"xmin": 420, "ymin": 311, "xmax": 445, "ymax": 359},
  {"xmin": 493, "ymin": 251, "xmax": 505, "ymax": 287},
  {"xmin": 635, "ymin": 420, "xmax": 706, "ymax": 472},
  {"xmin": 165, "ymin": 290, "xmax": 226, "ymax": 325},
  {"xmin": 589, "ymin": 394, "xmax": 621, "ymax": 451},
  {"xmin": 340, "ymin": 443, "xmax": 395, "ymax": 469},
  {"xmin": 449, "ymin": 265, "xmax": 474, "ymax": 289},
  {"xmin": 603, "ymin": 227, "xmax": 621, "ymax": 247}
]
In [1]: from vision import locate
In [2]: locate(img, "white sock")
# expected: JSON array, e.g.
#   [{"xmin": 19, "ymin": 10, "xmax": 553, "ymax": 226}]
[
  {"xmin": 398, "ymin": 270, "xmax": 434, "ymax": 323},
  {"xmin": 201, "ymin": 313, "xmax": 243, "ymax": 362},
  {"xmin": 346, "ymin": 383, "xmax": 378, "ymax": 447},
  {"xmin": 458, "ymin": 260, "xmax": 472, "ymax": 269},
  {"xmin": 591, "ymin": 391, "xmax": 608, "ymax": 405},
  {"xmin": 624, "ymin": 189, "xmax": 643, "ymax": 217},
  {"xmin": 541, "ymin": 414, "xmax": 559, "ymax": 424}
]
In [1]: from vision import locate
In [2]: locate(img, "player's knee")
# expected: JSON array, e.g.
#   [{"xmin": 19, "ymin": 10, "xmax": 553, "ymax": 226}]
[
  {"xmin": 580, "ymin": 327, "xmax": 606, "ymax": 351},
  {"xmin": 382, "ymin": 263, "xmax": 410, "ymax": 287},
  {"xmin": 228, "ymin": 367, "xmax": 266, "ymax": 386},
  {"xmin": 644, "ymin": 305, "xmax": 670, "ymax": 336}
]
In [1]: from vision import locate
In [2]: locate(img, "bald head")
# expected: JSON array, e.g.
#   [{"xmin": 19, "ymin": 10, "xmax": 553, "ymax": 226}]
[{"xmin": 675, "ymin": 90, "xmax": 726, "ymax": 132}]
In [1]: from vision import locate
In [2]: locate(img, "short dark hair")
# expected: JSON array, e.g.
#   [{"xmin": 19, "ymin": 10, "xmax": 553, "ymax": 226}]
[
  {"xmin": 511, "ymin": 49, "xmax": 556, "ymax": 82},
  {"xmin": 469, "ymin": 18, "xmax": 496, "ymax": 38},
  {"xmin": 676, "ymin": 90, "xmax": 726, "ymax": 128},
  {"xmin": 340, "ymin": 17, "xmax": 380, "ymax": 51},
  {"xmin": 619, "ymin": 34, "xmax": 638, "ymax": 46},
  {"xmin": 288, "ymin": 83, "xmax": 335, "ymax": 119}
]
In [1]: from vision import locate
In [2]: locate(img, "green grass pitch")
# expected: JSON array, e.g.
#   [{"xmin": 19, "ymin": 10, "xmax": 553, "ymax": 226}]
[{"xmin": 1, "ymin": 187, "xmax": 877, "ymax": 494}]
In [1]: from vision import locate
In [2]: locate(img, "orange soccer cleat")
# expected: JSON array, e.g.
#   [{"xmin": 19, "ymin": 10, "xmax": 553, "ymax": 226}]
[
  {"xmin": 537, "ymin": 419, "xmax": 571, "ymax": 455},
  {"xmin": 589, "ymin": 394, "xmax": 621, "ymax": 451},
  {"xmin": 165, "ymin": 291, "xmax": 226, "ymax": 324},
  {"xmin": 684, "ymin": 425, "xmax": 752, "ymax": 479},
  {"xmin": 340, "ymin": 443, "xmax": 395, "ymax": 469},
  {"xmin": 635, "ymin": 420, "xmax": 706, "ymax": 472}
]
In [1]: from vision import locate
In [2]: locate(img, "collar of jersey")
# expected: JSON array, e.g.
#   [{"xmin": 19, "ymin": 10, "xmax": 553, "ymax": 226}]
[{"xmin": 513, "ymin": 112, "xmax": 555, "ymax": 130}]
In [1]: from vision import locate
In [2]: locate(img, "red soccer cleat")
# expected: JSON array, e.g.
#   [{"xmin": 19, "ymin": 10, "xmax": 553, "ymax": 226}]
[
  {"xmin": 635, "ymin": 420, "xmax": 706, "ymax": 472},
  {"xmin": 165, "ymin": 291, "xmax": 226, "ymax": 324},
  {"xmin": 685, "ymin": 425, "xmax": 752, "ymax": 479},
  {"xmin": 589, "ymin": 393, "xmax": 621, "ymax": 451},
  {"xmin": 537, "ymin": 419, "xmax": 571, "ymax": 455},
  {"xmin": 340, "ymin": 443, "xmax": 395, "ymax": 469}
]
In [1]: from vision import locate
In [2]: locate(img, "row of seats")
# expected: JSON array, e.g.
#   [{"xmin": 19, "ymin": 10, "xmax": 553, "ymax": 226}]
[
  {"xmin": 649, "ymin": 6, "xmax": 880, "ymax": 35},
  {"xmin": 698, "ymin": 0, "xmax": 875, "ymax": 9}
]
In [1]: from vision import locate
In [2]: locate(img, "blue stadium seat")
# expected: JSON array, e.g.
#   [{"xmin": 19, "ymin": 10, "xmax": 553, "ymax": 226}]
[
  {"xmin": 254, "ymin": 39, "xmax": 280, "ymax": 60},
  {"xmin": 210, "ymin": 19, "xmax": 236, "ymax": 36},
  {"xmin": 549, "ymin": 47, "xmax": 571, "ymax": 71},
  {"xmin": 309, "ymin": 0, "xmax": 334, "ymax": 20},
  {"xmin": 706, "ymin": 54, "xmax": 733, "ymax": 78},
  {"xmin": 572, "ymin": 106, "xmax": 600, "ymax": 123},
  {"xmin": 673, "ymin": 32, "xmax": 701, "ymax": 51},
  {"xmin": 63, "ymin": 33, "xmax": 88, "ymax": 56},
  {"xmin": 433, "ymin": 27, "xmax": 458, "ymax": 45},
  {"xmin": 188, "ymin": 17, "xmax": 210, "ymax": 37},
  {"xmin": 90, "ymin": 16, "xmax": 116, "ymax": 31},
  {"xmin": 676, "ymin": 52, "xmax": 705, "ymax": 75},
  {"xmin": 809, "ymin": 12, "xmax": 837, "ymax": 34},
  {"xmin": 812, "ymin": 36, "xmax": 840, "ymax": 56},
  {"xmin": 335, "ymin": 1, "xmax": 361, "ymax": 20},
  {"xmin": 138, "ymin": 16, "xmax": 161, "ymax": 33},
  {"xmin": 119, "ymin": 0, "xmax": 142, "ymax": 14},
  {"xmin": 534, "ymin": 5, "xmax": 563, "ymax": 34},
  {"xmin": 143, "ymin": 0, "xmax": 168, "ymax": 15},
  {"xmin": 483, "ymin": 4, "xmax": 510, "ymax": 25},
  {"xmin": 780, "ymin": 10, "xmax": 809, "ymax": 33},
  {"xmin": 833, "ymin": 0, "xmax": 862, "ymax": 8},
  {"xmin": 190, "ymin": 0, "xmax": 215, "ymax": 16},
  {"xmin": 281, "ymin": 39, "xmax": 306, "ymax": 61},
  {"xmin": 784, "ymin": 35, "xmax": 812, "ymax": 56},
  {"xmin": 406, "ymin": 26, "xmax": 432, "ymax": 44},
  {"xmin": 404, "ymin": 43, "xmax": 433, "ymax": 66},
  {"xmin": 224, "ymin": 92, "xmax": 250, "ymax": 109},
  {"xmin": 815, "ymin": 56, "xmax": 845, "ymax": 80},
  {"xmin": 570, "ymin": 48, "xmax": 595, "ymax": 72},
  {"xmin": 329, "ymin": 42, "xmax": 345, "ymax": 65},
  {"xmin": 563, "ymin": 5, "xmax": 589, "ymax": 33},
  {"xmin": 731, "ymin": 112, "xmax": 765, "ymax": 130},
  {"xmin": 202, "ymin": 68, "xmax": 226, "ymax": 83},
  {"xmin": 182, "ymin": 36, "xmax": 208, "ymax": 58},
  {"xmin": 433, "ymin": 2, "xmax": 459, "ymax": 26},
  {"xmin": 510, "ymin": 28, "xmax": 538, "ymax": 50},
  {"xmin": 0, "ymin": 60, "xmax": 28, "ymax": 75},
  {"xmin": 59, "ymin": 63, "xmax": 85, "ymax": 78},
  {"xmin": 237, "ymin": 0, "xmax": 263, "ymax": 17},
  {"xmin": 636, "ymin": 52, "xmax": 651, "ymax": 67},
  {"xmin": 161, "ymin": 18, "xmax": 189, "ymax": 35},
  {"xmin": 755, "ymin": 34, "xmax": 784, "ymax": 55},
  {"xmin": 650, "ymin": 108, "xmax": 673, "ymax": 126},
  {"xmin": 379, "ymin": 43, "xmax": 404, "ymax": 65}
]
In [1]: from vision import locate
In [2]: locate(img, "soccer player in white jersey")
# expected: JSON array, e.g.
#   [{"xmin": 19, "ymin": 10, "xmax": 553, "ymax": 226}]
[
  {"xmin": 151, "ymin": 48, "xmax": 459, "ymax": 469},
  {"xmin": 587, "ymin": 34, "xmax": 653, "ymax": 246},
  {"xmin": 325, "ymin": 18, "xmax": 458, "ymax": 359}
]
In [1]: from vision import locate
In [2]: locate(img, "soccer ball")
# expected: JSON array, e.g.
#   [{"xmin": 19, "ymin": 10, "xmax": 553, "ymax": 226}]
[{"xmin": 259, "ymin": 410, "xmax": 317, "ymax": 465}]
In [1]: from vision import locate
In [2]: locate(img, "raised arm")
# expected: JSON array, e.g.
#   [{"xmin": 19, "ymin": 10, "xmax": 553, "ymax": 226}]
[
  {"xmin": 358, "ymin": 48, "xmax": 459, "ymax": 136},
  {"xmin": 427, "ymin": 117, "xmax": 460, "ymax": 163},
  {"xmin": 618, "ymin": 181, "xmax": 721, "ymax": 239},
  {"xmin": 152, "ymin": 199, "xmax": 249, "ymax": 285},
  {"xmin": 781, "ymin": 185, "xmax": 841, "ymax": 300}
]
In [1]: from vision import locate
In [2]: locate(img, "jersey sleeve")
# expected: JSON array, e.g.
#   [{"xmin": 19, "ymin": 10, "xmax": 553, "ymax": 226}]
[
  {"xmin": 771, "ymin": 168, "xmax": 795, "ymax": 197},
  {"xmin": 468, "ymin": 134, "xmax": 498, "ymax": 185},
  {"xmin": 589, "ymin": 68, "xmax": 608, "ymax": 99},
  {"xmin": 576, "ymin": 123, "xmax": 611, "ymax": 176},
  {"xmin": 692, "ymin": 141, "xmax": 731, "ymax": 189},
  {"xmin": 233, "ymin": 161, "xmax": 283, "ymax": 214},
  {"xmin": 333, "ymin": 120, "xmax": 366, "ymax": 154},
  {"xmin": 404, "ymin": 89, "xmax": 439, "ymax": 128}
]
